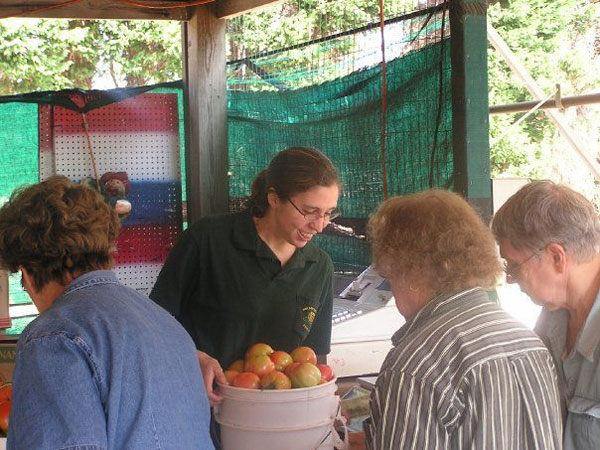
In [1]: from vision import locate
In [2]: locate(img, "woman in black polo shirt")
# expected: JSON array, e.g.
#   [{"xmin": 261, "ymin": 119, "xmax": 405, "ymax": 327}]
[{"xmin": 150, "ymin": 147, "xmax": 340, "ymax": 404}]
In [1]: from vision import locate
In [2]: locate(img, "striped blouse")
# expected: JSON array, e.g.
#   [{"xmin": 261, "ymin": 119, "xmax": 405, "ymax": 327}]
[{"xmin": 364, "ymin": 287, "xmax": 562, "ymax": 450}]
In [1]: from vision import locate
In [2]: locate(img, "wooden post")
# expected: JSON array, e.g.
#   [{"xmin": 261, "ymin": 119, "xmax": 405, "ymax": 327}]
[
  {"xmin": 183, "ymin": 7, "xmax": 228, "ymax": 223},
  {"xmin": 450, "ymin": 0, "xmax": 492, "ymax": 220}
]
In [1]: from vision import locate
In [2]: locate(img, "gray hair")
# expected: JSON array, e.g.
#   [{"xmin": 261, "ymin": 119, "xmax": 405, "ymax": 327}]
[{"xmin": 492, "ymin": 180, "xmax": 600, "ymax": 263}]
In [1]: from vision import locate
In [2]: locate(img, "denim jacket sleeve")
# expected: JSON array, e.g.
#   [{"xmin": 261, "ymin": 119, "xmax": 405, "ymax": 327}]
[{"xmin": 7, "ymin": 333, "xmax": 108, "ymax": 450}]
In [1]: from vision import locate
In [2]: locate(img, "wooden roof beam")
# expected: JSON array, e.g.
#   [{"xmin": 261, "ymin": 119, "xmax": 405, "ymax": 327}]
[
  {"xmin": 0, "ymin": 0, "xmax": 190, "ymax": 20},
  {"xmin": 214, "ymin": 0, "xmax": 283, "ymax": 19}
]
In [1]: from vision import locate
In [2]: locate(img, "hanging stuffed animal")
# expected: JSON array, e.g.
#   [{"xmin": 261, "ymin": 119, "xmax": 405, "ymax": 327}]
[
  {"xmin": 100, "ymin": 172, "xmax": 132, "ymax": 218},
  {"xmin": 79, "ymin": 172, "xmax": 132, "ymax": 219}
]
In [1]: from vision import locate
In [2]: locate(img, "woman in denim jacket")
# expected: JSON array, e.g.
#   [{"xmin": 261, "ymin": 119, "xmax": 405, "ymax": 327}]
[{"xmin": 0, "ymin": 176, "xmax": 214, "ymax": 450}]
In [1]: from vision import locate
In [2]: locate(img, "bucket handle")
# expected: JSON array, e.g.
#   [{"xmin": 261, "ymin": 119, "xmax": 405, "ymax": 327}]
[{"xmin": 311, "ymin": 402, "xmax": 349, "ymax": 450}]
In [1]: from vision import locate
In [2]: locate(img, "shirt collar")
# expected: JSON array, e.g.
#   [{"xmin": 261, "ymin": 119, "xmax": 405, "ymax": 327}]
[
  {"xmin": 575, "ymin": 287, "xmax": 600, "ymax": 362},
  {"xmin": 231, "ymin": 208, "xmax": 319, "ymax": 266},
  {"xmin": 58, "ymin": 270, "xmax": 119, "ymax": 301},
  {"xmin": 391, "ymin": 287, "xmax": 483, "ymax": 346},
  {"xmin": 285, "ymin": 242, "xmax": 319, "ymax": 269}
]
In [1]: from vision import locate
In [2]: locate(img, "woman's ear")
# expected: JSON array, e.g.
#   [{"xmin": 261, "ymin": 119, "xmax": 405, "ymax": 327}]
[
  {"xmin": 546, "ymin": 243, "xmax": 567, "ymax": 274},
  {"xmin": 266, "ymin": 188, "xmax": 279, "ymax": 209}
]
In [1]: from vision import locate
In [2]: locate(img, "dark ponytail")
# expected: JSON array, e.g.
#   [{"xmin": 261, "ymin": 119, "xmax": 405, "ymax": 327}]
[{"xmin": 248, "ymin": 170, "xmax": 269, "ymax": 217}]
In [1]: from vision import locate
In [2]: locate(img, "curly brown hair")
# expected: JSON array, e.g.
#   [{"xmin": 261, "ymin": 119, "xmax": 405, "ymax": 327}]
[
  {"xmin": 0, "ymin": 175, "xmax": 120, "ymax": 290},
  {"xmin": 368, "ymin": 189, "xmax": 502, "ymax": 295}
]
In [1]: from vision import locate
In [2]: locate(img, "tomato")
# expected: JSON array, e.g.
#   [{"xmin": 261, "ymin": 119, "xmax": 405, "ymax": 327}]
[
  {"xmin": 316, "ymin": 364, "xmax": 335, "ymax": 382},
  {"xmin": 290, "ymin": 346, "xmax": 317, "ymax": 365},
  {"xmin": 245, "ymin": 343, "xmax": 274, "ymax": 360},
  {"xmin": 224, "ymin": 370, "xmax": 239, "ymax": 384},
  {"xmin": 0, "ymin": 384, "xmax": 11, "ymax": 403},
  {"xmin": 284, "ymin": 362, "xmax": 300, "ymax": 377},
  {"xmin": 260, "ymin": 371, "xmax": 292, "ymax": 390},
  {"xmin": 270, "ymin": 350, "xmax": 293, "ymax": 372},
  {"xmin": 228, "ymin": 359, "xmax": 245, "ymax": 372},
  {"xmin": 288, "ymin": 362, "xmax": 321, "ymax": 388},
  {"xmin": 0, "ymin": 400, "xmax": 10, "ymax": 435},
  {"xmin": 244, "ymin": 355, "xmax": 275, "ymax": 378},
  {"xmin": 231, "ymin": 372, "xmax": 261, "ymax": 389}
]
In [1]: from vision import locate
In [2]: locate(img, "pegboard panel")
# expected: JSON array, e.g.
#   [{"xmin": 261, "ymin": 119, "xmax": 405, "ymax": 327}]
[
  {"xmin": 114, "ymin": 223, "xmax": 178, "ymax": 264},
  {"xmin": 40, "ymin": 93, "xmax": 183, "ymax": 293},
  {"xmin": 113, "ymin": 263, "xmax": 163, "ymax": 295},
  {"xmin": 124, "ymin": 181, "xmax": 182, "ymax": 225},
  {"xmin": 52, "ymin": 94, "xmax": 181, "ymax": 181},
  {"xmin": 39, "ymin": 104, "xmax": 55, "ymax": 180},
  {"xmin": 53, "ymin": 133, "xmax": 180, "ymax": 180}
]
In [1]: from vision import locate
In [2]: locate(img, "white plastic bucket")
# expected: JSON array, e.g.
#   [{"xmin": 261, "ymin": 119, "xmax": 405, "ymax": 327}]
[{"xmin": 215, "ymin": 378, "xmax": 340, "ymax": 450}]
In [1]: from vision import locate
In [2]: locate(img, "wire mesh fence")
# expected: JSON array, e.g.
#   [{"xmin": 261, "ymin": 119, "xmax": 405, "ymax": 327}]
[{"xmin": 226, "ymin": 0, "xmax": 452, "ymax": 273}]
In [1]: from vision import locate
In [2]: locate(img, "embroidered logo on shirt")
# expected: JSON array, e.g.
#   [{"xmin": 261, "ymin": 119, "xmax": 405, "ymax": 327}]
[{"xmin": 302, "ymin": 305, "xmax": 317, "ymax": 333}]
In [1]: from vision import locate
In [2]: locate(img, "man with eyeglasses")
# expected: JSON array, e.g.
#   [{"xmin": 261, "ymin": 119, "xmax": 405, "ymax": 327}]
[{"xmin": 492, "ymin": 180, "xmax": 600, "ymax": 450}]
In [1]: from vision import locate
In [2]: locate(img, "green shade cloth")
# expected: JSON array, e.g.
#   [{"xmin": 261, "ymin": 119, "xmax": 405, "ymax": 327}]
[{"xmin": 228, "ymin": 39, "xmax": 452, "ymax": 271}]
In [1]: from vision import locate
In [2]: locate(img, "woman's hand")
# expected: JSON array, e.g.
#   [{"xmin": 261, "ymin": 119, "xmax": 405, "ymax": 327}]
[{"xmin": 197, "ymin": 350, "xmax": 227, "ymax": 405}]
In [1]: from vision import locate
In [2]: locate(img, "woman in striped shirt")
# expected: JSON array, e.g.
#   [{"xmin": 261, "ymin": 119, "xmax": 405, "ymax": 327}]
[{"xmin": 362, "ymin": 189, "xmax": 562, "ymax": 450}]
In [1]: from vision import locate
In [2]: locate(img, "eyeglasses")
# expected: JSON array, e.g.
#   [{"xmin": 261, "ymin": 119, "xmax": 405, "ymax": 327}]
[
  {"xmin": 288, "ymin": 198, "xmax": 341, "ymax": 223},
  {"xmin": 503, "ymin": 248, "xmax": 543, "ymax": 279}
]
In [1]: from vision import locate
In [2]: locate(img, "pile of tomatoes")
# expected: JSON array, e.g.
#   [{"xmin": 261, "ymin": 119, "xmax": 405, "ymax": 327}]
[{"xmin": 224, "ymin": 344, "xmax": 334, "ymax": 390}]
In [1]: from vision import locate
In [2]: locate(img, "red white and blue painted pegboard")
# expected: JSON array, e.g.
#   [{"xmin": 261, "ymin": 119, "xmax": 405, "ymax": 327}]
[{"xmin": 38, "ymin": 89, "xmax": 184, "ymax": 294}]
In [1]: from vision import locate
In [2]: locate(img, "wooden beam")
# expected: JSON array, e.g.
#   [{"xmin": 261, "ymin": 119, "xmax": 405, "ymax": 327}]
[
  {"xmin": 214, "ymin": 0, "xmax": 282, "ymax": 19},
  {"xmin": 183, "ymin": 7, "xmax": 228, "ymax": 221},
  {"xmin": 0, "ymin": 0, "xmax": 190, "ymax": 20}
]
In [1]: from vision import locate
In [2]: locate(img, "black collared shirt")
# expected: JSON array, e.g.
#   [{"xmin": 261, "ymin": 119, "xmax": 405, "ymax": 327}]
[{"xmin": 150, "ymin": 209, "xmax": 333, "ymax": 368}]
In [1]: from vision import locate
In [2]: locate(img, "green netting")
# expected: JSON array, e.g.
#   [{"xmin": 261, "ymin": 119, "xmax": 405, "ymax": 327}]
[
  {"xmin": 0, "ymin": 102, "xmax": 39, "ymax": 333},
  {"xmin": 0, "ymin": 6, "xmax": 452, "ymax": 328},
  {"xmin": 0, "ymin": 102, "xmax": 39, "ymax": 200},
  {"xmin": 227, "ymin": 11, "xmax": 452, "ymax": 272}
]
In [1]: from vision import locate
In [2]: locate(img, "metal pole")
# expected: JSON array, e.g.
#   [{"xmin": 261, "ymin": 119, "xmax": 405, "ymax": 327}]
[{"xmin": 490, "ymin": 92, "xmax": 600, "ymax": 114}]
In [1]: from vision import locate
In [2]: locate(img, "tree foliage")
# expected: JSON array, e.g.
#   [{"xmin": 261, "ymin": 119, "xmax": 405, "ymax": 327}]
[
  {"xmin": 0, "ymin": 1, "xmax": 418, "ymax": 93},
  {"xmin": 487, "ymin": 0, "xmax": 599, "ymax": 179},
  {"xmin": 226, "ymin": 0, "xmax": 413, "ymax": 59},
  {"xmin": 0, "ymin": 18, "xmax": 181, "ymax": 93},
  {"xmin": 0, "ymin": 0, "xmax": 598, "ymax": 184}
]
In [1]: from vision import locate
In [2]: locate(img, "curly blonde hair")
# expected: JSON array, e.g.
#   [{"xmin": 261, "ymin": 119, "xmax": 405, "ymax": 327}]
[
  {"xmin": 368, "ymin": 189, "xmax": 502, "ymax": 295},
  {"xmin": 0, "ymin": 176, "xmax": 120, "ymax": 290}
]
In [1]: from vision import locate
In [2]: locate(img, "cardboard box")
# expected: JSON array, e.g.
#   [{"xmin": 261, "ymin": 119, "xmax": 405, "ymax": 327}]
[
  {"xmin": 0, "ymin": 344, "xmax": 15, "ymax": 384},
  {"xmin": 0, "ymin": 272, "xmax": 8, "ymax": 329}
]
